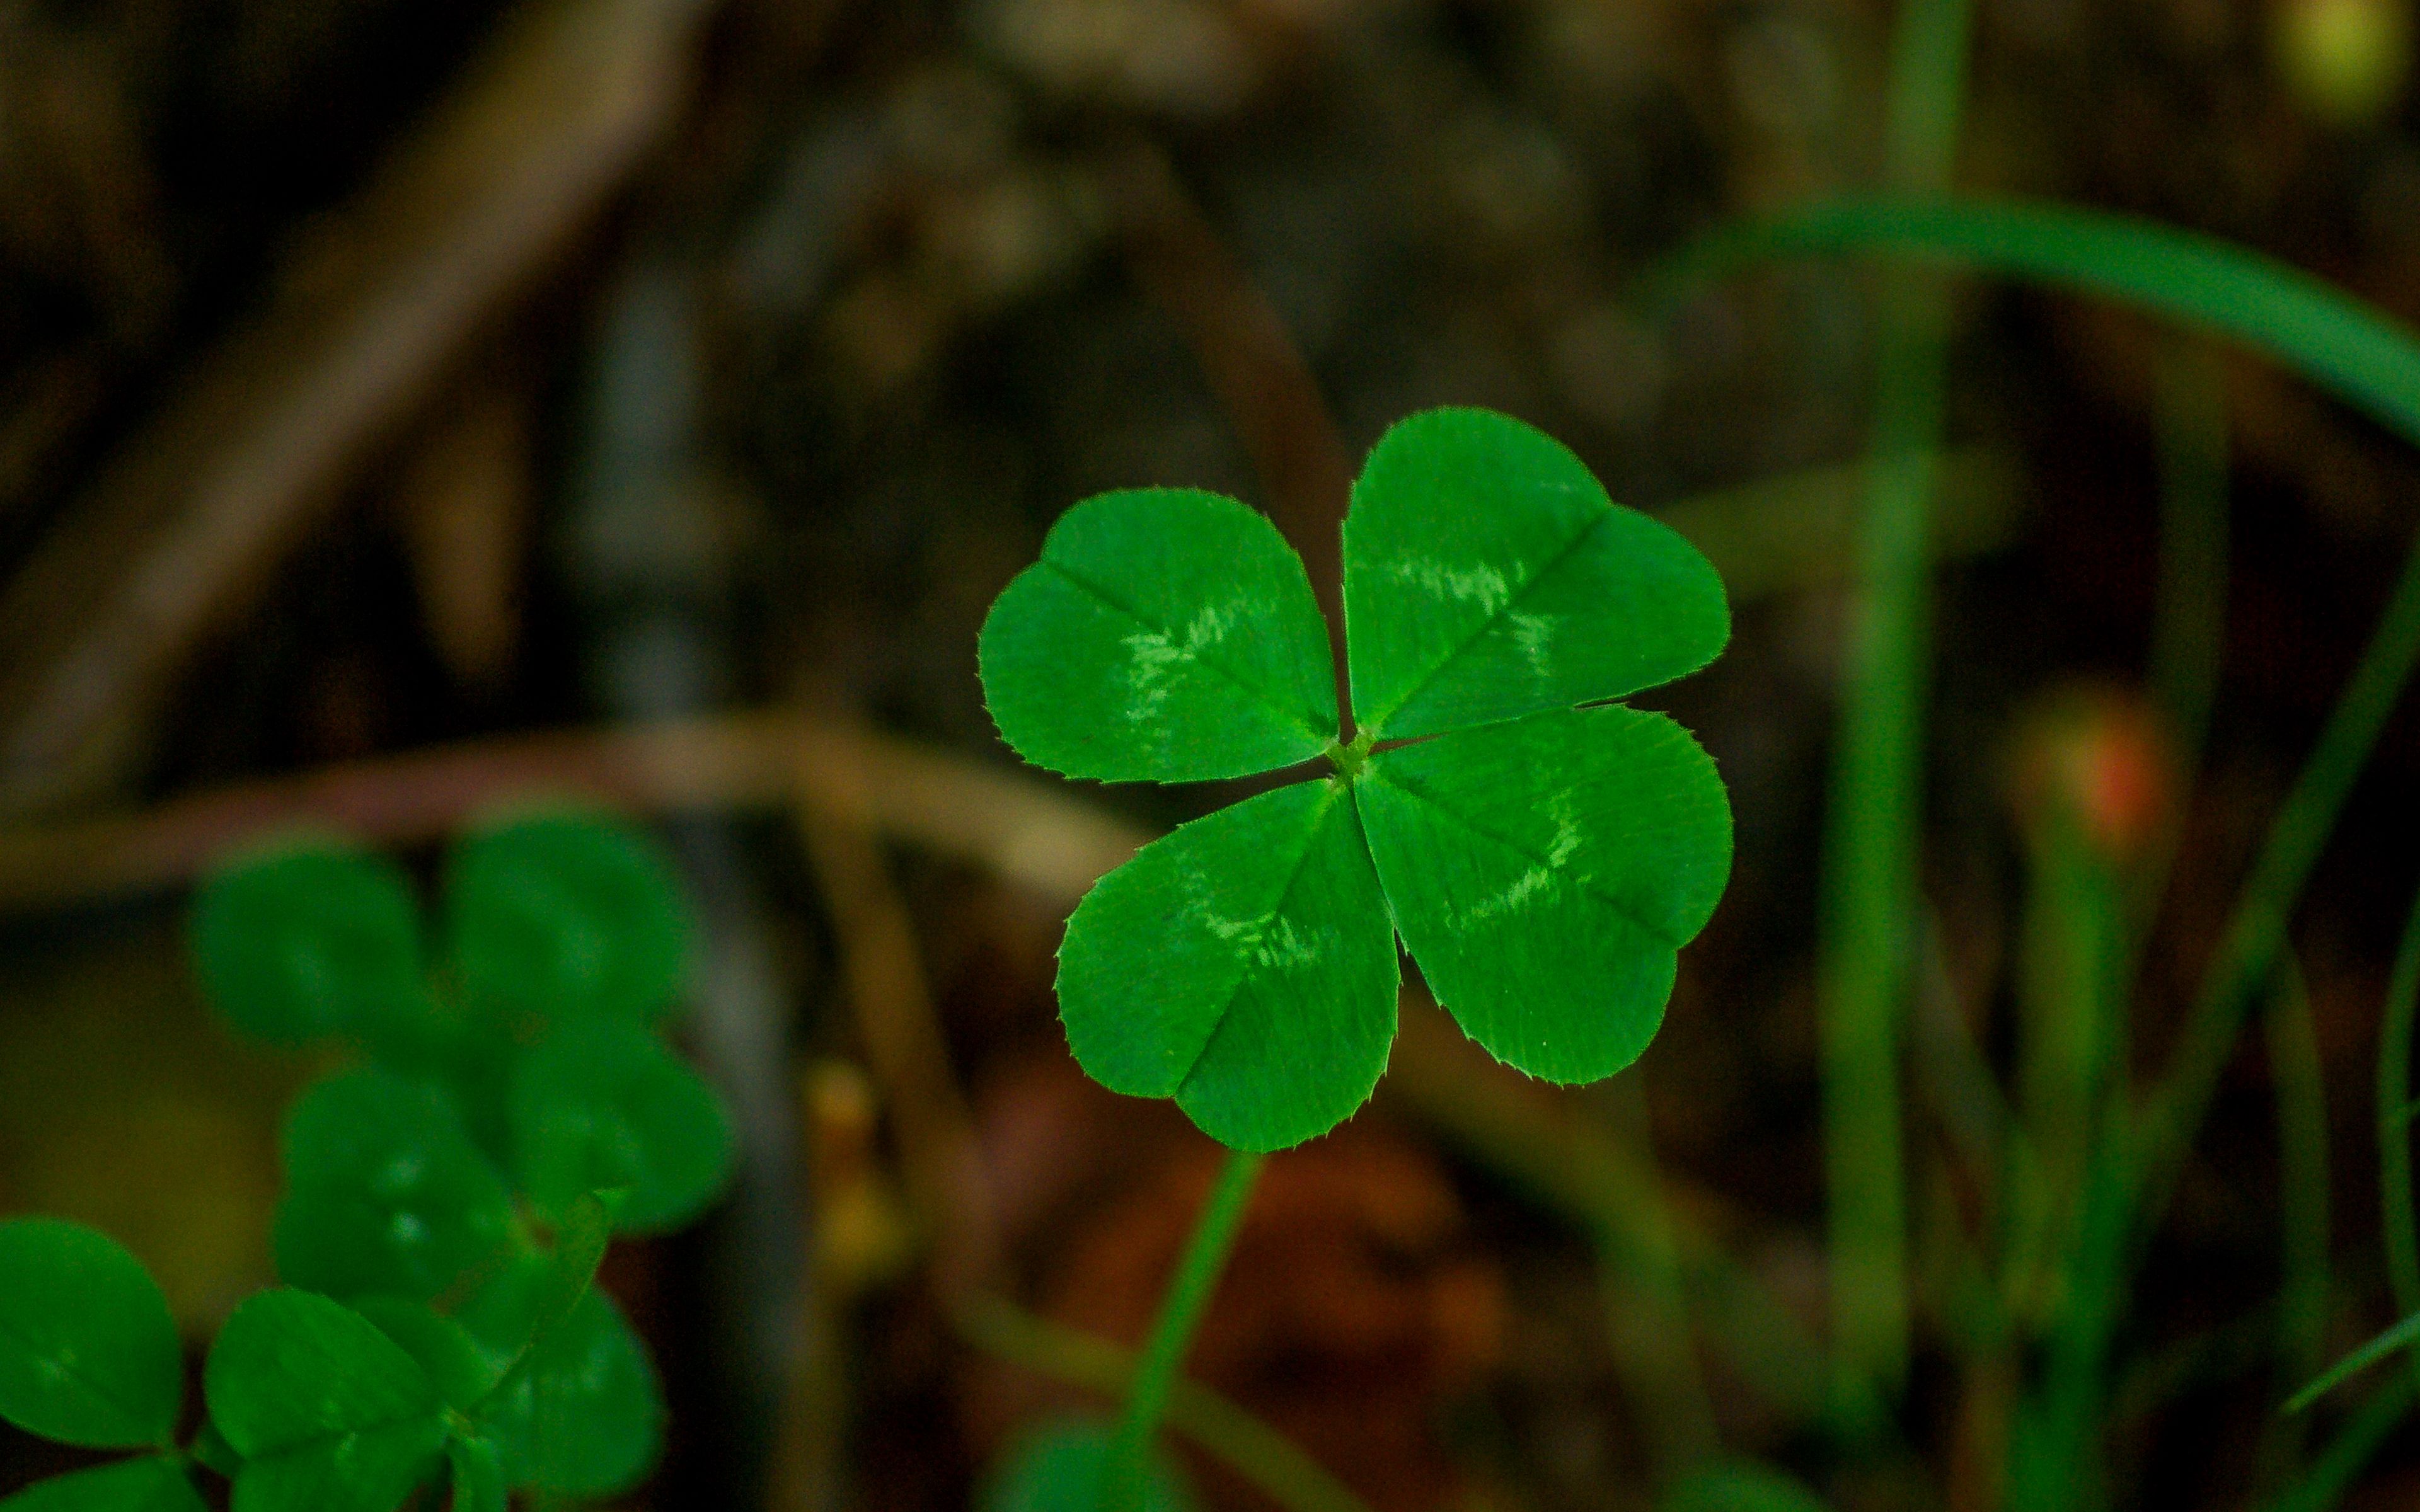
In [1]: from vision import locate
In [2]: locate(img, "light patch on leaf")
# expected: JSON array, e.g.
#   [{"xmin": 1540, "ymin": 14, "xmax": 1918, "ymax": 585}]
[
  {"xmin": 1460, "ymin": 862, "xmax": 1559, "ymax": 925},
  {"xmin": 1389, "ymin": 559, "xmax": 1515, "ymax": 615},
  {"xmin": 1458, "ymin": 789, "xmax": 1585, "ymax": 927},
  {"xmin": 1199, "ymin": 912, "xmax": 1263, "ymax": 946},
  {"xmin": 1251, "ymin": 917, "xmax": 1323, "ymax": 971},
  {"xmin": 1118, "ymin": 599, "xmax": 1250, "ymax": 724},
  {"xmin": 1511, "ymin": 611, "xmax": 1555, "ymax": 677}
]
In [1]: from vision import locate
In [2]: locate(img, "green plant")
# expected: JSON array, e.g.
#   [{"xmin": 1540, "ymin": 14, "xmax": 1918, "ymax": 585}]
[
  {"xmin": 1642, "ymin": 112, "xmax": 2420, "ymax": 1509},
  {"xmin": 0, "ymin": 810, "xmax": 734, "ymax": 1512},
  {"xmin": 975, "ymin": 406, "xmax": 1737, "ymax": 1503}
]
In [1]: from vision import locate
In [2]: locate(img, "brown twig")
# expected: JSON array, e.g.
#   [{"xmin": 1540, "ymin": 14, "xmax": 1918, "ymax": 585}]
[
  {"xmin": 0, "ymin": 709, "xmax": 1143, "ymax": 915},
  {"xmin": 0, "ymin": 0, "xmax": 712, "ymax": 816}
]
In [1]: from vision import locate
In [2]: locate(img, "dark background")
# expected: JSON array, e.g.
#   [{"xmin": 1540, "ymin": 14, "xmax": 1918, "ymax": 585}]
[{"xmin": 1, "ymin": 0, "xmax": 2417, "ymax": 1508}]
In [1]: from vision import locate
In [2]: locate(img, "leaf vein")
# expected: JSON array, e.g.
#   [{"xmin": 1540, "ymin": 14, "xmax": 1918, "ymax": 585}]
[
  {"xmin": 1361, "ymin": 509, "xmax": 1610, "ymax": 735},
  {"xmin": 1040, "ymin": 558, "xmax": 1327, "ymax": 744},
  {"xmin": 1172, "ymin": 786, "xmax": 1349, "ymax": 1096},
  {"xmin": 1365, "ymin": 764, "xmax": 1690, "ymax": 950}
]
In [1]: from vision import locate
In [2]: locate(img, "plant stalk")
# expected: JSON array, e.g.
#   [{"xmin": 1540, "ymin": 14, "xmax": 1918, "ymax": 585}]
[
  {"xmin": 1107, "ymin": 1148, "xmax": 1265, "ymax": 1509},
  {"xmin": 1816, "ymin": 0, "xmax": 1974, "ymax": 1415},
  {"xmin": 2376, "ymin": 885, "xmax": 2420, "ymax": 1324}
]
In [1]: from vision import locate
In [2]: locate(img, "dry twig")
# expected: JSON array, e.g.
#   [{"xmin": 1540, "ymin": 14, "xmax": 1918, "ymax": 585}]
[{"xmin": 0, "ymin": 0, "xmax": 712, "ymax": 815}]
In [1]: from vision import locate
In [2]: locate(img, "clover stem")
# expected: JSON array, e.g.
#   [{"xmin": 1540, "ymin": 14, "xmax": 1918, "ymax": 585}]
[
  {"xmin": 1105, "ymin": 1148, "xmax": 1265, "ymax": 1510},
  {"xmin": 1324, "ymin": 730, "xmax": 1376, "ymax": 781}
]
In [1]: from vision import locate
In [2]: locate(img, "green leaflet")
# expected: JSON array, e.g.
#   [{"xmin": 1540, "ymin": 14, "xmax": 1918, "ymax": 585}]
[
  {"xmin": 509, "ymin": 1019, "xmax": 735, "ymax": 1232},
  {"xmin": 188, "ymin": 1423, "xmax": 241, "ymax": 1479},
  {"xmin": 272, "ymin": 1070, "xmax": 514, "ymax": 1302},
  {"xmin": 203, "ymin": 1290, "xmax": 449, "ymax": 1512},
  {"xmin": 507, "ymin": 1189, "xmax": 617, "ymax": 1375},
  {"xmin": 446, "ymin": 811, "xmax": 693, "ymax": 1029},
  {"xmin": 1057, "ymin": 779, "xmax": 1398, "ymax": 1152},
  {"xmin": 982, "ymin": 1417, "xmax": 1195, "ymax": 1512},
  {"xmin": 979, "ymin": 489, "xmax": 1338, "ymax": 782},
  {"xmin": 446, "ymin": 1435, "xmax": 508, "ymax": 1512},
  {"xmin": 191, "ymin": 841, "xmax": 423, "ymax": 1047},
  {"xmin": 1360, "ymin": 706, "xmax": 1732, "ymax": 1084},
  {"xmin": 0, "ymin": 1458, "xmax": 206, "ymax": 1512},
  {"xmin": 457, "ymin": 1260, "xmax": 664, "ymax": 1496},
  {"xmin": 981, "ymin": 407, "xmax": 1735, "ymax": 1150},
  {"xmin": 0, "ymin": 1220, "xmax": 183, "ymax": 1450},
  {"xmin": 350, "ymin": 1298, "xmax": 502, "ymax": 1412},
  {"xmin": 1343, "ymin": 408, "xmax": 1729, "ymax": 741}
]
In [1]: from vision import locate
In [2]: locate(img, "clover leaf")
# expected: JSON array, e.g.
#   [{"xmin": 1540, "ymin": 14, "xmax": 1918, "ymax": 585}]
[
  {"xmin": 978, "ymin": 488, "xmax": 1338, "ymax": 782},
  {"xmin": 981, "ymin": 1418, "xmax": 1194, "ymax": 1512},
  {"xmin": 0, "ymin": 1457, "xmax": 206, "ymax": 1512},
  {"xmin": 454, "ymin": 1257, "xmax": 664, "ymax": 1496},
  {"xmin": 445, "ymin": 811, "xmax": 693, "ymax": 1030},
  {"xmin": 270, "ymin": 1070, "xmax": 515, "ymax": 1302},
  {"xmin": 507, "ymin": 1019, "xmax": 734, "ymax": 1232},
  {"xmin": 0, "ymin": 1219, "xmax": 183, "ymax": 1450},
  {"xmin": 192, "ymin": 840, "xmax": 424, "ymax": 1048},
  {"xmin": 202, "ymin": 1289, "xmax": 451, "ymax": 1512},
  {"xmin": 979, "ymin": 408, "xmax": 1733, "ymax": 1150}
]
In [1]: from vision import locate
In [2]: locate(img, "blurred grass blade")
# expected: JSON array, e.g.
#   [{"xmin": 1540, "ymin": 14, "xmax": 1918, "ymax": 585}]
[
  {"xmin": 2263, "ymin": 959, "xmax": 2330, "ymax": 1480},
  {"xmin": 1647, "ymin": 197, "xmax": 2420, "ymax": 450},
  {"xmin": 2377, "ymin": 886, "xmax": 2420, "ymax": 1321},
  {"xmin": 2286, "ymin": 1312, "xmax": 2420, "ymax": 1414},
  {"xmin": 2267, "ymin": 1372, "xmax": 2417, "ymax": 1512},
  {"xmin": 1817, "ymin": 0, "xmax": 1975, "ymax": 1415}
]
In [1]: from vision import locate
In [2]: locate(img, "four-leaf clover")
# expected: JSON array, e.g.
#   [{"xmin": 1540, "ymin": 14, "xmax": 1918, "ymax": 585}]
[{"xmin": 978, "ymin": 407, "xmax": 1735, "ymax": 1152}]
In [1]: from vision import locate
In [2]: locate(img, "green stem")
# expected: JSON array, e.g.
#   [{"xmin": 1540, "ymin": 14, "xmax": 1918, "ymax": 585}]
[
  {"xmin": 2262, "ymin": 958, "xmax": 2331, "ymax": 1487},
  {"xmin": 1108, "ymin": 1148, "xmax": 1265, "ymax": 1508},
  {"xmin": 2019, "ymin": 527, "xmax": 2420, "ymax": 1509},
  {"xmin": 1817, "ymin": 0, "xmax": 1974, "ymax": 1416},
  {"xmin": 2138, "ymin": 532, "xmax": 2420, "ymax": 1196},
  {"xmin": 1596, "ymin": 1075, "xmax": 1719, "ymax": 1479},
  {"xmin": 2264, "ymin": 1373, "xmax": 2417, "ymax": 1512},
  {"xmin": 2131, "ymin": 338, "xmax": 2231, "ymax": 944},
  {"xmin": 2377, "ymin": 885, "xmax": 2420, "ymax": 1323}
]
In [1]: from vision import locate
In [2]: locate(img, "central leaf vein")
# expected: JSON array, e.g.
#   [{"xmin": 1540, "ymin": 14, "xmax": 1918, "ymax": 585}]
[
  {"xmin": 1041, "ymin": 558, "xmax": 1328, "ymax": 743},
  {"xmin": 1173, "ymin": 785, "xmax": 1348, "ymax": 1094},
  {"xmin": 1361, "ymin": 508, "xmax": 1611, "ymax": 735},
  {"xmin": 1365, "ymin": 764, "xmax": 1688, "ymax": 949}
]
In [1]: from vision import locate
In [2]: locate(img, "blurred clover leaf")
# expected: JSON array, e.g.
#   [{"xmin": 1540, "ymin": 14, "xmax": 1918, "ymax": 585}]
[
  {"xmin": 0, "ymin": 1456, "xmax": 207, "ymax": 1512},
  {"xmin": 271, "ymin": 1070, "xmax": 515, "ymax": 1302},
  {"xmin": 202, "ymin": 1288, "xmax": 451, "ymax": 1512},
  {"xmin": 453, "ymin": 1256, "xmax": 664, "ymax": 1497},
  {"xmin": 445, "ymin": 810, "xmax": 693, "ymax": 1031},
  {"xmin": 161, "ymin": 810, "xmax": 727, "ymax": 1506},
  {"xmin": 982, "ymin": 1418, "xmax": 1194, "ymax": 1512},
  {"xmin": 979, "ymin": 407, "xmax": 1734, "ymax": 1151},
  {"xmin": 0, "ymin": 1219, "xmax": 185, "ymax": 1451},
  {"xmin": 509, "ymin": 1019, "xmax": 734, "ymax": 1232},
  {"xmin": 192, "ymin": 842, "xmax": 425, "ymax": 1048}
]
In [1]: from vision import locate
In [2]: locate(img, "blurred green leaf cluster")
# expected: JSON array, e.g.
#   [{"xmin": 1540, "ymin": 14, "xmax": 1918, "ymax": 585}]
[{"xmin": 0, "ymin": 811, "xmax": 733, "ymax": 1512}]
